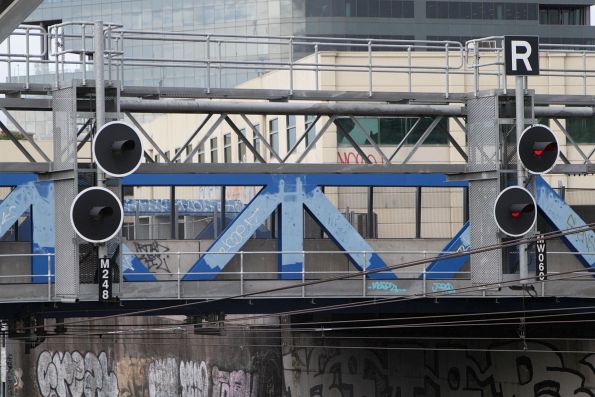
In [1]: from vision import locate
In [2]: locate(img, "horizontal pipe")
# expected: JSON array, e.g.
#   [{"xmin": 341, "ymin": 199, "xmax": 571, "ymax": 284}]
[
  {"xmin": 534, "ymin": 106, "xmax": 594, "ymax": 118},
  {"xmin": 120, "ymin": 99, "xmax": 466, "ymax": 116}
]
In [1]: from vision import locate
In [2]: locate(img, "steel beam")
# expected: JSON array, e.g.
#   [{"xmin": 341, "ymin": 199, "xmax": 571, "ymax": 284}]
[
  {"xmin": 136, "ymin": 163, "xmax": 468, "ymax": 174},
  {"xmin": 120, "ymin": 98, "xmax": 466, "ymax": 116}
]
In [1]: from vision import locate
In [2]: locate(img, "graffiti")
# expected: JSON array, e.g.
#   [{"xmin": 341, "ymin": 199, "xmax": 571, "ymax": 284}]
[
  {"xmin": 180, "ymin": 360, "xmax": 209, "ymax": 397},
  {"xmin": 286, "ymin": 347, "xmax": 394, "ymax": 397},
  {"xmin": 148, "ymin": 358, "xmax": 178, "ymax": 397},
  {"xmin": 6, "ymin": 353, "xmax": 22, "ymax": 397},
  {"xmin": 36, "ymin": 351, "xmax": 119, "ymax": 397},
  {"xmin": 212, "ymin": 366, "xmax": 258, "ymax": 397},
  {"xmin": 134, "ymin": 240, "xmax": 172, "ymax": 273},
  {"xmin": 123, "ymin": 199, "xmax": 245, "ymax": 216},
  {"xmin": 368, "ymin": 281, "xmax": 407, "ymax": 293},
  {"xmin": 117, "ymin": 356, "xmax": 151, "ymax": 397},
  {"xmin": 337, "ymin": 151, "xmax": 383, "ymax": 165},
  {"xmin": 284, "ymin": 341, "xmax": 595, "ymax": 397},
  {"xmin": 536, "ymin": 176, "xmax": 595, "ymax": 267},
  {"xmin": 217, "ymin": 207, "xmax": 261, "ymax": 254},
  {"xmin": 184, "ymin": 176, "xmax": 390, "ymax": 281},
  {"xmin": 144, "ymin": 358, "xmax": 258, "ymax": 397},
  {"xmin": 0, "ymin": 204, "xmax": 15, "ymax": 227},
  {"xmin": 431, "ymin": 281, "xmax": 455, "ymax": 294}
]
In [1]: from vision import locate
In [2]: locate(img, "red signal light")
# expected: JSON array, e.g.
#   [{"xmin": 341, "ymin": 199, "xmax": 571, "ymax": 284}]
[{"xmin": 532, "ymin": 141, "xmax": 556, "ymax": 157}]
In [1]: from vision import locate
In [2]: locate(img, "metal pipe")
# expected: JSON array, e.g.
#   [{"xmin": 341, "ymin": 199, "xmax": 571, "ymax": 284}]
[
  {"xmin": 94, "ymin": 21, "xmax": 108, "ymax": 265},
  {"xmin": 515, "ymin": 76, "xmax": 528, "ymax": 285},
  {"xmin": 120, "ymin": 99, "xmax": 465, "ymax": 116}
]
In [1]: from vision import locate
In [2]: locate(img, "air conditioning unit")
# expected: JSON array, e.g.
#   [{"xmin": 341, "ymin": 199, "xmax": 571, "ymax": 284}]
[{"xmin": 350, "ymin": 212, "xmax": 377, "ymax": 239}]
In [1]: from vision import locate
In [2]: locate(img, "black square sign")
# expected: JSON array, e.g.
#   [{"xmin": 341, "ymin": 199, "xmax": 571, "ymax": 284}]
[{"xmin": 504, "ymin": 36, "xmax": 539, "ymax": 76}]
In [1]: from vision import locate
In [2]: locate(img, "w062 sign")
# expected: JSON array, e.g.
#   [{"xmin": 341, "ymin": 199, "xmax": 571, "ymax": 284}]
[
  {"xmin": 99, "ymin": 257, "xmax": 112, "ymax": 302},
  {"xmin": 535, "ymin": 236, "xmax": 547, "ymax": 281}
]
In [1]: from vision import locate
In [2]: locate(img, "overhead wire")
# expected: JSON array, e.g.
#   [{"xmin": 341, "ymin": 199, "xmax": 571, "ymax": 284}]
[{"xmin": 14, "ymin": 221, "xmax": 595, "ymax": 333}]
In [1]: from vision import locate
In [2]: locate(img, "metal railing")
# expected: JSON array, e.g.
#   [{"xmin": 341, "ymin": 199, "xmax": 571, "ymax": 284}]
[
  {"xmin": 0, "ymin": 253, "xmax": 54, "ymax": 301},
  {"xmin": 2, "ymin": 22, "xmax": 464, "ymax": 95},
  {"xmin": 121, "ymin": 249, "xmax": 468, "ymax": 299},
  {"xmin": 466, "ymin": 36, "xmax": 595, "ymax": 95},
  {"xmin": 0, "ymin": 249, "xmax": 591, "ymax": 302},
  {"xmin": 1, "ymin": 22, "xmax": 595, "ymax": 97}
]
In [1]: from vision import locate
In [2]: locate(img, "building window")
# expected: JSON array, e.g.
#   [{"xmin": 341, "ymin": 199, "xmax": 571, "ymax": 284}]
[
  {"xmin": 427, "ymin": 2, "xmax": 538, "ymax": 21},
  {"xmin": 306, "ymin": 0, "xmax": 413, "ymax": 18},
  {"xmin": 173, "ymin": 147, "xmax": 181, "ymax": 163},
  {"xmin": 286, "ymin": 115, "xmax": 297, "ymax": 152},
  {"xmin": 335, "ymin": 117, "xmax": 448, "ymax": 146},
  {"xmin": 566, "ymin": 118, "xmax": 595, "ymax": 144},
  {"xmin": 238, "ymin": 128, "xmax": 247, "ymax": 162},
  {"xmin": 252, "ymin": 123, "xmax": 261, "ymax": 156},
  {"xmin": 305, "ymin": 115, "xmax": 317, "ymax": 147},
  {"xmin": 197, "ymin": 144, "xmax": 205, "ymax": 163},
  {"xmin": 269, "ymin": 118, "xmax": 279, "ymax": 154},
  {"xmin": 210, "ymin": 137, "xmax": 218, "ymax": 163},
  {"xmin": 539, "ymin": 5, "xmax": 589, "ymax": 25},
  {"xmin": 224, "ymin": 133, "xmax": 232, "ymax": 162}
]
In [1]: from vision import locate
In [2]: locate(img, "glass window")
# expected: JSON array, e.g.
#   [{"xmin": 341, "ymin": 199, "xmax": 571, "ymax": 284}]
[
  {"xmin": 333, "ymin": 0, "xmax": 346, "ymax": 16},
  {"xmin": 336, "ymin": 117, "xmax": 448, "ymax": 146},
  {"xmin": 269, "ymin": 118, "xmax": 279, "ymax": 154},
  {"xmin": 224, "ymin": 133, "xmax": 232, "ymax": 162},
  {"xmin": 287, "ymin": 115, "xmax": 297, "ymax": 151},
  {"xmin": 391, "ymin": 0, "xmax": 402, "ymax": 18},
  {"xmin": 356, "ymin": 0, "xmax": 368, "ymax": 17},
  {"xmin": 402, "ymin": 1, "xmax": 414, "ymax": 18},
  {"xmin": 252, "ymin": 123, "xmax": 261, "ymax": 155},
  {"xmin": 566, "ymin": 118, "xmax": 595, "ymax": 143},
  {"xmin": 305, "ymin": 115, "xmax": 317, "ymax": 147},
  {"xmin": 461, "ymin": 1, "xmax": 471, "ymax": 19},
  {"xmin": 448, "ymin": 2, "xmax": 460, "ymax": 19},
  {"xmin": 471, "ymin": 2, "xmax": 482, "ymax": 19},
  {"xmin": 426, "ymin": 1, "xmax": 436, "ymax": 18},
  {"xmin": 482, "ymin": 2, "xmax": 494, "ymax": 19},
  {"xmin": 197, "ymin": 144, "xmax": 205, "ymax": 163},
  {"xmin": 238, "ymin": 131, "xmax": 247, "ymax": 163},
  {"xmin": 504, "ymin": 3, "xmax": 515, "ymax": 19},
  {"xmin": 516, "ymin": 3, "xmax": 527, "ymax": 20},
  {"xmin": 495, "ymin": 3, "xmax": 505, "ymax": 19},
  {"xmin": 380, "ymin": 0, "xmax": 392, "ymax": 17},
  {"xmin": 369, "ymin": 0, "xmax": 379, "ymax": 17},
  {"xmin": 210, "ymin": 137, "xmax": 218, "ymax": 163},
  {"xmin": 345, "ymin": 0, "xmax": 355, "ymax": 16},
  {"xmin": 528, "ymin": 3, "xmax": 538, "ymax": 20},
  {"xmin": 437, "ymin": 1, "xmax": 448, "ymax": 18}
]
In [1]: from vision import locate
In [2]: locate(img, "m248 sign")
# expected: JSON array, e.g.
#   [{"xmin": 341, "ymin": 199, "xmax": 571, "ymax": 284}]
[
  {"xmin": 536, "ymin": 236, "xmax": 547, "ymax": 281},
  {"xmin": 99, "ymin": 257, "xmax": 112, "ymax": 302},
  {"xmin": 504, "ymin": 36, "xmax": 540, "ymax": 76}
]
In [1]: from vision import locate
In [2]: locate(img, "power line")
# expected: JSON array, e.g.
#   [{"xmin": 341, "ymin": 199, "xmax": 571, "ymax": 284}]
[
  {"xmin": 17, "ymin": 222, "xmax": 595, "ymax": 332},
  {"xmin": 5, "ymin": 338, "xmax": 594, "ymax": 355}
]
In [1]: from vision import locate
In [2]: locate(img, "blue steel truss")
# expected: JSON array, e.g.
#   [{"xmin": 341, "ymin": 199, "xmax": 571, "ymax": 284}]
[{"xmin": 1, "ymin": 172, "xmax": 591, "ymax": 283}]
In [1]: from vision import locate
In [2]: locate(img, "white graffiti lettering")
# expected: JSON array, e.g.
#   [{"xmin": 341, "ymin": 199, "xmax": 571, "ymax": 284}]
[
  {"xmin": 180, "ymin": 360, "xmax": 209, "ymax": 397},
  {"xmin": 36, "ymin": 351, "xmax": 118, "ymax": 397},
  {"xmin": 148, "ymin": 358, "xmax": 178, "ymax": 397}
]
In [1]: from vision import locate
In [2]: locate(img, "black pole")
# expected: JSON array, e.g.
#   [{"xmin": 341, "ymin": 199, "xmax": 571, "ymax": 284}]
[
  {"xmin": 415, "ymin": 187, "xmax": 422, "ymax": 239},
  {"xmin": 221, "ymin": 186, "xmax": 226, "ymax": 230},
  {"xmin": 367, "ymin": 186, "xmax": 374, "ymax": 238}
]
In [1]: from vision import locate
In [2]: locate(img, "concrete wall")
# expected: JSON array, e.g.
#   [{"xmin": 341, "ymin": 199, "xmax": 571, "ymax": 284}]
[
  {"xmin": 0, "ymin": 242, "xmax": 31, "ymax": 283},
  {"xmin": 5, "ymin": 318, "xmax": 595, "ymax": 396},
  {"xmin": 283, "ymin": 334, "xmax": 595, "ymax": 397},
  {"xmin": 8, "ymin": 316, "xmax": 283, "ymax": 397}
]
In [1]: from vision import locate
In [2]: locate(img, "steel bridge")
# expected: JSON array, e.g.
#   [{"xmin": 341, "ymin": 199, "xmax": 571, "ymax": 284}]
[{"xmin": 0, "ymin": 24, "xmax": 593, "ymax": 320}]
